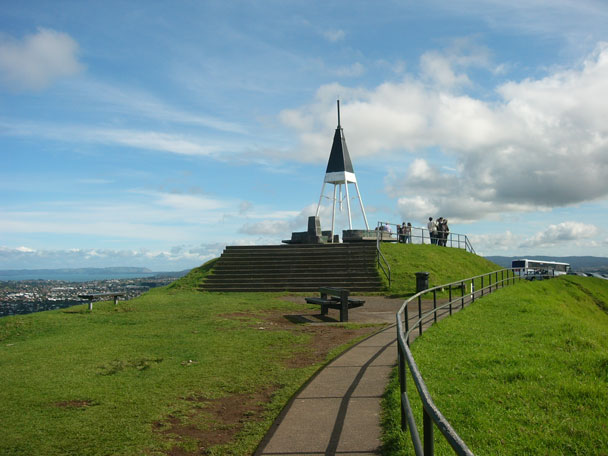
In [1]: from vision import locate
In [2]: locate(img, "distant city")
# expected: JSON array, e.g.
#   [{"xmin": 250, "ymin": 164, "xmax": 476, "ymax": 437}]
[
  {"xmin": 0, "ymin": 268, "xmax": 189, "ymax": 317},
  {"xmin": 3, "ymin": 256, "xmax": 608, "ymax": 318}
]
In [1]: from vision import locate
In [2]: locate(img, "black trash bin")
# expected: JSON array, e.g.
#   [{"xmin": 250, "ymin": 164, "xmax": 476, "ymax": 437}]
[{"xmin": 415, "ymin": 272, "xmax": 430, "ymax": 292}]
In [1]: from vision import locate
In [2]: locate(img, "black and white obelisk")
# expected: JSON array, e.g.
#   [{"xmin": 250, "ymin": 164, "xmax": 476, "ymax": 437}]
[{"xmin": 315, "ymin": 100, "xmax": 369, "ymax": 239}]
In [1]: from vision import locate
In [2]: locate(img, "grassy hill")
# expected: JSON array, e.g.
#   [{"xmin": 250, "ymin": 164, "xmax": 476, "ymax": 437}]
[
  {"xmin": 0, "ymin": 277, "xmax": 378, "ymax": 455},
  {"xmin": 0, "ymin": 245, "xmax": 508, "ymax": 455},
  {"xmin": 380, "ymin": 243, "xmax": 500, "ymax": 295},
  {"xmin": 382, "ymin": 275, "xmax": 608, "ymax": 454}
]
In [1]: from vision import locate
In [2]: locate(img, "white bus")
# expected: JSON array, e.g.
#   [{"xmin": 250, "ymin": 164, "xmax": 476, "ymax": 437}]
[{"xmin": 512, "ymin": 259, "xmax": 571, "ymax": 279}]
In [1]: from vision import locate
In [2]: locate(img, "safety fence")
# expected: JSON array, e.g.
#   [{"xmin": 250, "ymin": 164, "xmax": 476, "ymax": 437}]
[
  {"xmin": 375, "ymin": 221, "xmax": 476, "ymax": 289},
  {"xmin": 376, "ymin": 221, "xmax": 476, "ymax": 254},
  {"xmin": 396, "ymin": 268, "xmax": 523, "ymax": 456}
]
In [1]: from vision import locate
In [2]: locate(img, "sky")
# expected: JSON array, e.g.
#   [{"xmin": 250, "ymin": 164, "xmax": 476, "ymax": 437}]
[{"xmin": 2, "ymin": 0, "xmax": 608, "ymax": 271}]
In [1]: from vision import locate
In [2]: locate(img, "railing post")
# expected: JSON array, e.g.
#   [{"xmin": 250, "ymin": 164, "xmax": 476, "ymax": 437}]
[
  {"xmin": 489, "ymin": 274, "xmax": 492, "ymax": 293},
  {"xmin": 423, "ymin": 408, "xmax": 434, "ymax": 456},
  {"xmin": 501, "ymin": 270, "xmax": 504, "ymax": 288},
  {"xmin": 448, "ymin": 285, "xmax": 452, "ymax": 315},
  {"xmin": 481, "ymin": 276, "xmax": 484, "ymax": 297},
  {"xmin": 471, "ymin": 279, "xmax": 475, "ymax": 302},
  {"xmin": 460, "ymin": 281, "xmax": 464, "ymax": 309},
  {"xmin": 433, "ymin": 289, "xmax": 437, "ymax": 323},
  {"xmin": 399, "ymin": 348, "xmax": 407, "ymax": 431}
]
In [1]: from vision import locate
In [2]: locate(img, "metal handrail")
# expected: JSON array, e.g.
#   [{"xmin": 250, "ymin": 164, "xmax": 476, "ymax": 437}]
[
  {"xmin": 376, "ymin": 228, "xmax": 391, "ymax": 288},
  {"xmin": 376, "ymin": 221, "xmax": 476, "ymax": 254},
  {"xmin": 396, "ymin": 268, "xmax": 522, "ymax": 455}
]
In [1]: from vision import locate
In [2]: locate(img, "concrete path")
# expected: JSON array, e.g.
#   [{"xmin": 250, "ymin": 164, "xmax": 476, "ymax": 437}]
[{"xmin": 255, "ymin": 296, "xmax": 443, "ymax": 456}]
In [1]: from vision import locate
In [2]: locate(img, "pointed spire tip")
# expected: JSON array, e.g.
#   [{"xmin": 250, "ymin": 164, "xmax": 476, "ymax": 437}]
[{"xmin": 337, "ymin": 99, "xmax": 341, "ymax": 128}]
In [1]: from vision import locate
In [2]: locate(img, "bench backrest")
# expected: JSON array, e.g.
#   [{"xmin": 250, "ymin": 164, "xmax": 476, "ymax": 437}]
[{"xmin": 319, "ymin": 287, "xmax": 349, "ymax": 300}]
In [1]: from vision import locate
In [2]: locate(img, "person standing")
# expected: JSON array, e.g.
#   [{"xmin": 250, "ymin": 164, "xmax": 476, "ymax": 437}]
[
  {"xmin": 436, "ymin": 217, "xmax": 444, "ymax": 246},
  {"xmin": 427, "ymin": 217, "xmax": 437, "ymax": 245},
  {"xmin": 442, "ymin": 218, "xmax": 449, "ymax": 247},
  {"xmin": 405, "ymin": 222, "xmax": 412, "ymax": 244}
]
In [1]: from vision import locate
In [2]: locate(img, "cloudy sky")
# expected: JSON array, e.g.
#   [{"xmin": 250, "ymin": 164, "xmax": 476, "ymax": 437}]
[{"xmin": 2, "ymin": 0, "xmax": 608, "ymax": 271}]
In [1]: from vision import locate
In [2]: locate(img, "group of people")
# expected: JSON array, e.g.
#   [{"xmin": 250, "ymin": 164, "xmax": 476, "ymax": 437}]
[
  {"xmin": 378, "ymin": 218, "xmax": 449, "ymax": 246},
  {"xmin": 397, "ymin": 222, "xmax": 412, "ymax": 243},
  {"xmin": 427, "ymin": 216, "xmax": 450, "ymax": 246}
]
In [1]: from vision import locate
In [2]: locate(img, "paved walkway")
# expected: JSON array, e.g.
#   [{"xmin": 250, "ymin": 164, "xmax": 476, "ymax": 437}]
[{"xmin": 255, "ymin": 296, "xmax": 444, "ymax": 456}]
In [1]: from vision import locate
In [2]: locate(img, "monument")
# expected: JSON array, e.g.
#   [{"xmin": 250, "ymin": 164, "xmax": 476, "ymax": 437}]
[{"xmin": 284, "ymin": 100, "xmax": 372, "ymax": 244}]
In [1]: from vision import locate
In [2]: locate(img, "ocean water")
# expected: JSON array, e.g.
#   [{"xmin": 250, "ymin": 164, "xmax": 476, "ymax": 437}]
[{"xmin": 0, "ymin": 272, "xmax": 158, "ymax": 282}]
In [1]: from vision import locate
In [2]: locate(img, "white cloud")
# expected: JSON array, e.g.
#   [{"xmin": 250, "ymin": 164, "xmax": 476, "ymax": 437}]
[
  {"xmin": 281, "ymin": 42, "xmax": 608, "ymax": 222},
  {"xmin": 238, "ymin": 220, "xmax": 291, "ymax": 235},
  {"xmin": 0, "ymin": 120, "xmax": 233, "ymax": 157},
  {"xmin": 332, "ymin": 62, "xmax": 365, "ymax": 77},
  {"xmin": 0, "ymin": 28, "xmax": 84, "ymax": 91},
  {"xmin": 71, "ymin": 80, "xmax": 247, "ymax": 134},
  {"xmin": 420, "ymin": 51, "xmax": 471, "ymax": 88},
  {"xmin": 0, "ymin": 190, "xmax": 236, "ymax": 244},
  {"xmin": 239, "ymin": 201, "xmax": 253, "ymax": 214},
  {"xmin": 0, "ymin": 244, "xmax": 222, "ymax": 270},
  {"xmin": 469, "ymin": 230, "xmax": 520, "ymax": 255},
  {"xmin": 93, "ymin": 129, "xmax": 220, "ymax": 156},
  {"xmin": 322, "ymin": 29, "xmax": 346, "ymax": 42},
  {"xmin": 152, "ymin": 191, "xmax": 228, "ymax": 211},
  {"xmin": 519, "ymin": 221, "xmax": 599, "ymax": 248}
]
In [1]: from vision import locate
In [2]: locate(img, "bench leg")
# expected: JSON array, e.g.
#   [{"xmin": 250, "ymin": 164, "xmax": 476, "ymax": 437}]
[
  {"xmin": 320, "ymin": 292, "xmax": 329, "ymax": 315},
  {"xmin": 340, "ymin": 299, "xmax": 348, "ymax": 322}
]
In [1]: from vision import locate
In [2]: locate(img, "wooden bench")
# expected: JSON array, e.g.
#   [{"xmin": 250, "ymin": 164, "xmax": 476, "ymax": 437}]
[
  {"xmin": 305, "ymin": 287, "xmax": 365, "ymax": 322},
  {"xmin": 78, "ymin": 292, "xmax": 125, "ymax": 311}
]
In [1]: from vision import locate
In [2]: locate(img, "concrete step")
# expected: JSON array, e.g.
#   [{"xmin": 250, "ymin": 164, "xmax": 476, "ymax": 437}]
[
  {"xmin": 207, "ymin": 268, "xmax": 379, "ymax": 275},
  {"xmin": 213, "ymin": 261, "xmax": 376, "ymax": 267},
  {"xmin": 200, "ymin": 243, "xmax": 384, "ymax": 292},
  {"xmin": 204, "ymin": 276, "xmax": 383, "ymax": 284},
  {"xmin": 218, "ymin": 252, "xmax": 376, "ymax": 260},
  {"xmin": 223, "ymin": 244, "xmax": 377, "ymax": 250},
  {"xmin": 200, "ymin": 283, "xmax": 383, "ymax": 292}
]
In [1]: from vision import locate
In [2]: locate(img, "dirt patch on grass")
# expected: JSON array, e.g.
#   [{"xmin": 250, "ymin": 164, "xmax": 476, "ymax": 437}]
[
  {"xmin": 155, "ymin": 306, "xmax": 383, "ymax": 455},
  {"xmin": 54, "ymin": 399, "xmax": 98, "ymax": 409},
  {"xmin": 221, "ymin": 309, "xmax": 382, "ymax": 367},
  {"xmin": 156, "ymin": 388, "xmax": 275, "ymax": 456}
]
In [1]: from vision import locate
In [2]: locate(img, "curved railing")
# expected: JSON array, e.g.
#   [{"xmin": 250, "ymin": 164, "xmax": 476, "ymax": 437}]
[
  {"xmin": 376, "ymin": 229, "xmax": 392, "ymax": 287},
  {"xmin": 375, "ymin": 221, "xmax": 477, "ymax": 289},
  {"xmin": 396, "ymin": 268, "xmax": 522, "ymax": 455},
  {"xmin": 376, "ymin": 221, "xmax": 476, "ymax": 254}
]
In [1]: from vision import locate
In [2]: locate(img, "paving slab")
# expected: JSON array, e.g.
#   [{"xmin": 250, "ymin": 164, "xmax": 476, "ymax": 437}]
[{"xmin": 256, "ymin": 322, "xmax": 398, "ymax": 456}]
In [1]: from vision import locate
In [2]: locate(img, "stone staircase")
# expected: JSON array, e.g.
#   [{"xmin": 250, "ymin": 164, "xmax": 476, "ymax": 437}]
[{"xmin": 199, "ymin": 243, "xmax": 384, "ymax": 292}]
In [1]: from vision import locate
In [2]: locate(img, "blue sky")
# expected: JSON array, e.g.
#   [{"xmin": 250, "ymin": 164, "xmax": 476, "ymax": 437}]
[{"xmin": 2, "ymin": 0, "xmax": 608, "ymax": 270}]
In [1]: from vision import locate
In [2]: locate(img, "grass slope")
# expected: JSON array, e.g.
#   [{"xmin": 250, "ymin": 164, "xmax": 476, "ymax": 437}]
[
  {"xmin": 0, "ymin": 246, "xmax": 504, "ymax": 455},
  {"xmin": 382, "ymin": 276, "xmax": 608, "ymax": 455},
  {"xmin": 380, "ymin": 243, "xmax": 500, "ymax": 295},
  {"xmin": 0, "ymin": 276, "xmax": 375, "ymax": 456}
]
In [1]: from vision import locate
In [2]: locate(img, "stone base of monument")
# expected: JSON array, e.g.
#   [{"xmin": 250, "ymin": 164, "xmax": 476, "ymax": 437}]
[
  {"xmin": 283, "ymin": 216, "xmax": 335, "ymax": 244},
  {"xmin": 283, "ymin": 217, "xmax": 396, "ymax": 244},
  {"xmin": 342, "ymin": 229, "xmax": 395, "ymax": 242}
]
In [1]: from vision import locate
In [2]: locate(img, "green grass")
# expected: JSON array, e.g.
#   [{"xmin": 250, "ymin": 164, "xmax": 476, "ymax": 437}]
[
  {"xmin": 0, "ymin": 280, "xmax": 376, "ymax": 456},
  {"xmin": 165, "ymin": 257, "xmax": 218, "ymax": 291},
  {"xmin": 380, "ymin": 243, "xmax": 500, "ymax": 295},
  {"xmin": 382, "ymin": 276, "xmax": 608, "ymax": 455}
]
